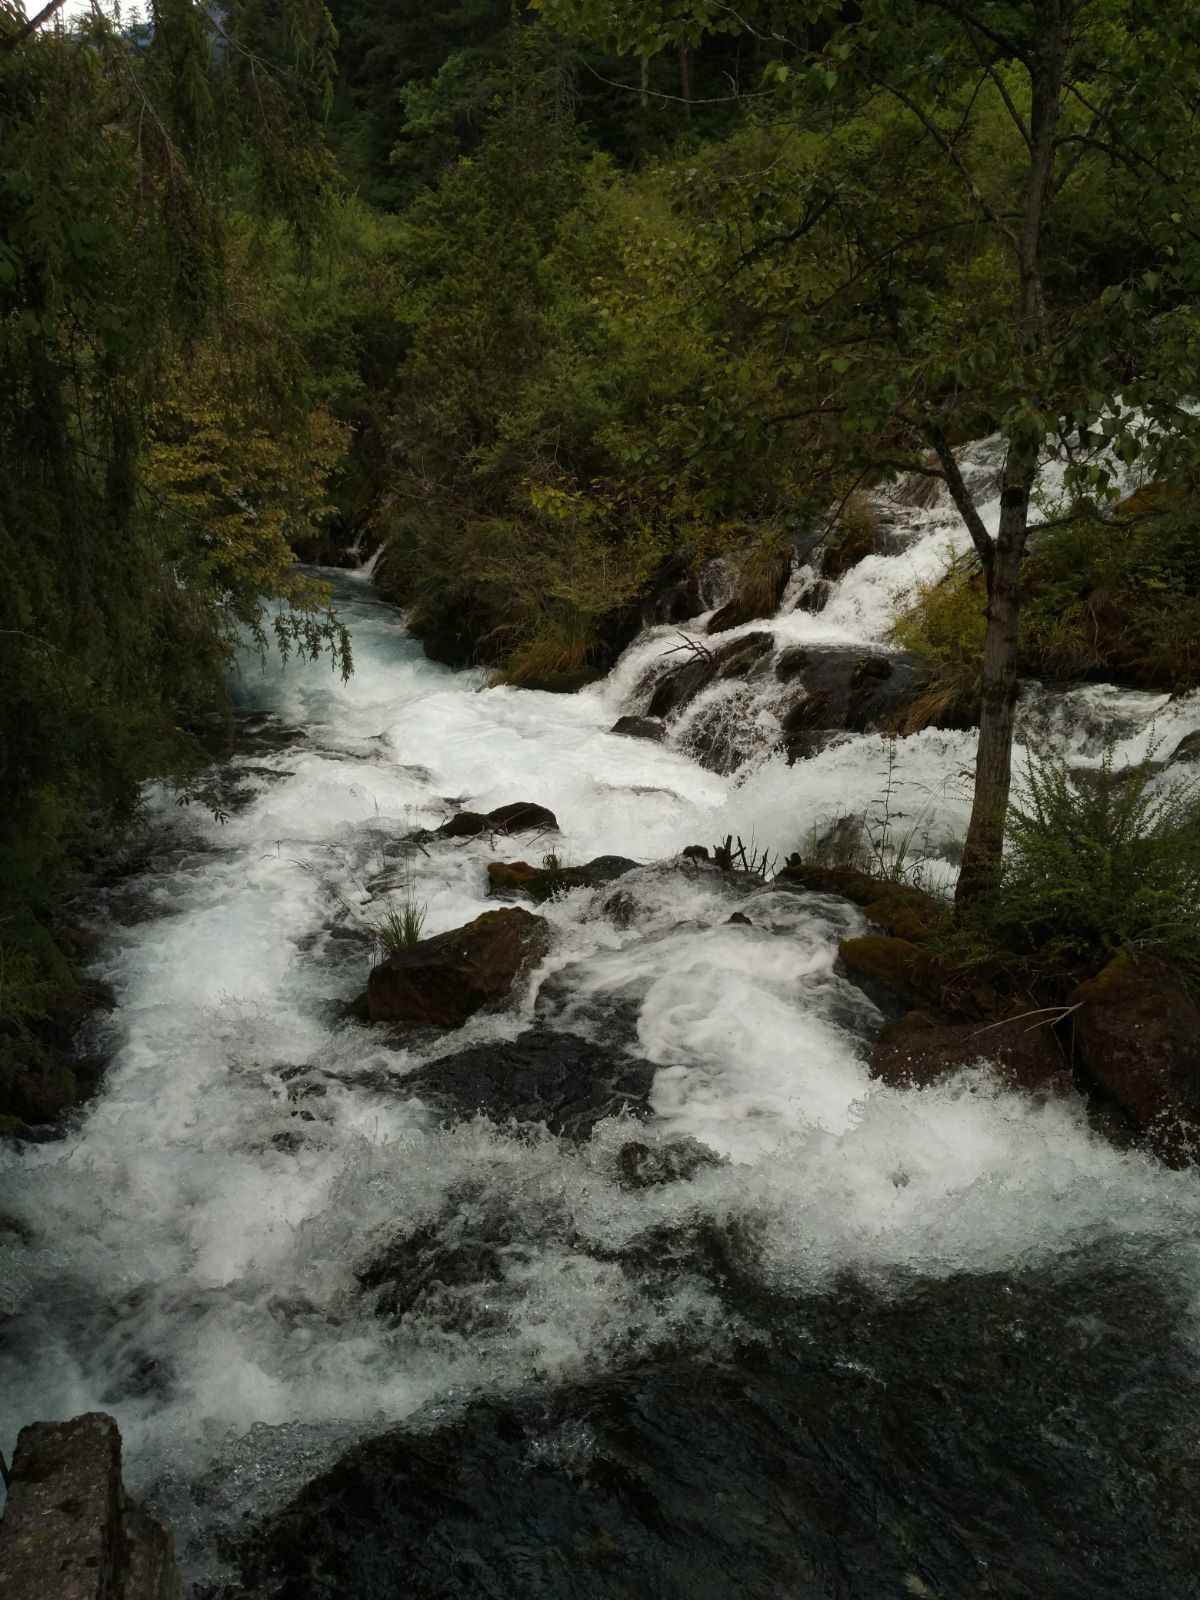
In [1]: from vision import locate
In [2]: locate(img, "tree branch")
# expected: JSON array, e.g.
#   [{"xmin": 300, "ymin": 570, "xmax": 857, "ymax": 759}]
[
  {"xmin": 963, "ymin": 25, "xmax": 1030, "ymax": 148},
  {"xmin": 925, "ymin": 426, "xmax": 995, "ymax": 576},
  {"xmin": 918, "ymin": 0, "xmax": 1031, "ymax": 66},
  {"xmin": 880, "ymin": 77, "xmax": 1020, "ymax": 250},
  {"xmin": 1, "ymin": 0, "xmax": 69, "ymax": 50}
]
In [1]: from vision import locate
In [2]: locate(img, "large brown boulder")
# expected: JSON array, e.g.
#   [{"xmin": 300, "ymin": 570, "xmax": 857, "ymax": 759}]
[
  {"xmin": 367, "ymin": 908, "xmax": 550, "ymax": 1027},
  {"xmin": 869, "ymin": 1011, "xmax": 1071, "ymax": 1098},
  {"xmin": 0, "ymin": 1412, "xmax": 182, "ymax": 1600},
  {"xmin": 1072, "ymin": 953, "xmax": 1200, "ymax": 1164}
]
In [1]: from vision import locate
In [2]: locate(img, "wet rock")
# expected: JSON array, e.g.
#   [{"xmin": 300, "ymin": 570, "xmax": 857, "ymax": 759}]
[
  {"xmin": 1072, "ymin": 953, "xmax": 1200, "ymax": 1165},
  {"xmin": 487, "ymin": 802, "xmax": 560, "ymax": 833},
  {"xmin": 615, "ymin": 1136, "xmax": 725, "ymax": 1188},
  {"xmin": 215, "ymin": 1256, "xmax": 1200, "ymax": 1600},
  {"xmin": 726, "ymin": 912, "xmax": 753, "ymax": 927},
  {"xmin": 775, "ymin": 646, "xmax": 811, "ymax": 682},
  {"xmin": 434, "ymin": 802, "xmax": 560, "ymax": 840},
  {"xmin": 400, "ymin": 1027, "xmax": 656, "ymax": 1139},
  {"xmin": 645, "ymin": 632, "xmax": 774, "ymax": 720},
  {"xmin": 869, "ymin": 1011, "xmax": 1072, "ymax": 1098},
  {"xmin": 367, "ymin": 908, "xmax": 550, "ymax": 1028},
  {"xmin": 778, "ymin": 648, "xmax": 922, "ymax": 752},
  {"xmin": 488, "ymin": 857, "xmax": 639, "ymax": 903},
  {"xmin": 434, "ymin": 810, "xmax": 492, "ymax": 839},
  {"xmin": 1167, "ymin": 730, "xmax": 1200, "ymax": 765},
  {"xmin": 610, "ymin": 716, "xmax": 666, "ymax": 741},
  {"xmin": 0, "ymin": 1412, "xmax": 182, "ymax": 1600}
]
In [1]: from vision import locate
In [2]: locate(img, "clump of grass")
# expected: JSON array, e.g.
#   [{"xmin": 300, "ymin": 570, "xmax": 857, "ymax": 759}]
[
  {"xmin": 889, "ymin": 557, "xmax": 986, "ymax": 733},
  {"xmin": 503, "ymin": 619, "xmax": 594, "ymax": 688},
  {"xmin": 367, "ymin": 897, "xmax": 427, "ymax": 956},
  {"xmin": 734, "ymin": 534, "xmax": 791, "ymax": 614},
  {"xmin": 975, "ymin": 749, "xmax": 1200, "ymax": 969}
]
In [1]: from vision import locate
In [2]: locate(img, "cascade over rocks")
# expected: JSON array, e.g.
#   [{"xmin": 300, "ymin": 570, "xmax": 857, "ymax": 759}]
[
  {"xmin": 645, "ymin": 632, "xmax": 774, "ymax": 719},
  {"xmin": 366, "ymin": 908, "xmax": 550, "ymax": 1027},
  {"xmin": 1071, "ymin": 954, "xmax": 1200, "ymax": 1166},
  {"xmin": 398, "ymin": 1027, "xmax": 656, "ymax": 1139}
]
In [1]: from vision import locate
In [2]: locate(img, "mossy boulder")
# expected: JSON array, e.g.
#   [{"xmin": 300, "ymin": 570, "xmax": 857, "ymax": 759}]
[
  {"xmin": 1072, "ymin": 953, "xmax": 1200, "ymax": 1165},
  {"xmin": 487, "ymin": 856, "xmax": 639, "ymax": 904},
  {"xmin": 366, "ymin": 908, "xmax": 550, "ymax": 1028},
  {"xmin": 837, "ymin": 935, "xmax": 943, "ymax": 1012},
  {"xmin": 776, "ymin": 862, "xmax": 944, "ymax": 941}
]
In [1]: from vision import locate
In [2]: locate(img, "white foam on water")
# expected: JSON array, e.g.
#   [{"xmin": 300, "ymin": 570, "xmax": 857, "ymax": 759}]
[{"xmin": 3, "ymin": 440, "xmax": 1199, "ymax": 1568}]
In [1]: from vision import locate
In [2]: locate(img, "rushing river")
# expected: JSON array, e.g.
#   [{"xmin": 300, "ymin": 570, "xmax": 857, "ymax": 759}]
[{"xmin": 4, "ymin": 446, "xmax": 1200, "ymax": 1596}]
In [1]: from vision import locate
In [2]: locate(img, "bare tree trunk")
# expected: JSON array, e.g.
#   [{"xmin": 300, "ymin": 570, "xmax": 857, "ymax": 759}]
[
  {"xmin": 952, "ymin": 4, "xmax": 1069, "ymax": 911},
  {"xmin": 639, "ymin": 53, "xmax": 649, "ymax": 109},
  {"xmin": 678, "ymin": 39, "xmax": 691, "ymax": 124},
  {"xmin": 954, "ymin": 453, "xmax": 1035, "ymax": 907}
]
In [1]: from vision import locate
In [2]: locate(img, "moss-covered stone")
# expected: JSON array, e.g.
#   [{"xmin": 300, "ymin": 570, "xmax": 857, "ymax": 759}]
[
  {"xmin": 1073, "ymin": 953, "xmax": 1200, "ymax": 1165},
  {"xmin": 488, "ymin": 855, "xmax": 640, "ymax": 905},
  {"xmin": 367, "ymin": 907, "xmax": 551, "ymax": 1028}
]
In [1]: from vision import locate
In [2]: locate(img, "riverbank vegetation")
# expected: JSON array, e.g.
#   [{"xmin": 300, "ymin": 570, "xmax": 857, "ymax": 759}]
[{"xmin": 3, "ymin": 0, "xmax": 1200, "ymax": 1122}]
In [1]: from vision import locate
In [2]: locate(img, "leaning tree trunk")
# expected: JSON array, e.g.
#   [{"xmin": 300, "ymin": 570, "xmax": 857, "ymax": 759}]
[{"xmin": 954, "ymin": 451, "xmax": 1036, "ymax": 909}]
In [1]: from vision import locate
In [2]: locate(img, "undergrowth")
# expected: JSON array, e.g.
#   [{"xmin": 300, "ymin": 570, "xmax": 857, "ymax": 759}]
[{"xmin": 975, "ymin": 749, "xmax": 1200, "ymax": 970}]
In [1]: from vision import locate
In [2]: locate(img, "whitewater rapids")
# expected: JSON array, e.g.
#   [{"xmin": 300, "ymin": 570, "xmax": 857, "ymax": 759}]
[{"xmin": 3, "ymin": 439, "xmax": 1200, "ymax": 1585}]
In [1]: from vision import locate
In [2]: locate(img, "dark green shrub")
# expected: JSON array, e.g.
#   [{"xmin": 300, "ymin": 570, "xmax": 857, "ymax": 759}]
[{"xmin": 981, "ymin": 751, "xmax": 1200, "ymax": 968}]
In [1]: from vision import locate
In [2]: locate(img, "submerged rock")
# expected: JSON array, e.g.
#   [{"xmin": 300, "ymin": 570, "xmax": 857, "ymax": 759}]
[
  {"xmin": 400, "ymin": 1027, "xmax": 656, "ymax": 1139},
  {"xmin": 615, "ymin": 1136, "xmax": 725, "ymax": 1188},
  {"xmin": 213, "ymin": 1260, "xmax": 1200, "ymax": 1600},
  {"xmin": 367, "ymin": 909, "xmax": 550, "ymax": 1028},
  {"xmin": 1072, "ymin": 953, "xmax": 1200, "ymax": 1165}
]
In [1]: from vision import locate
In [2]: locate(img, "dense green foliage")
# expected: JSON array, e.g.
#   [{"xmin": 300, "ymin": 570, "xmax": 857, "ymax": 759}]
[
  {"xmin": 978, "ymin": 753, "xmax": 1200, "ymax": 971},
  {"xmin": 0, "ymin": 0, "xmax": 348, "ymax": 1072}
]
